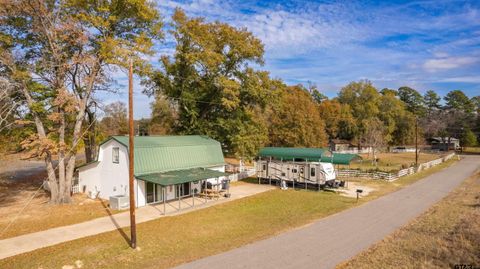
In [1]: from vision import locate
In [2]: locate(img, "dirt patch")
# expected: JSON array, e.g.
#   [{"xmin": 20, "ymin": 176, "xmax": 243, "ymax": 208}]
[
  {"xmin": 337, "ymin": 182, "xmax": 376, "ymax": 198},
  {"xmin": 0, "ymin": 154, "xmax": 118, "ymax": 239}
]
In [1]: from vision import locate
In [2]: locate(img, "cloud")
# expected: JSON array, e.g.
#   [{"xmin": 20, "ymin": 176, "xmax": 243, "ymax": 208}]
[
  {"xmin": 440, "ymin": 76, "xmax": 480, "ymax": 83},
  {"xmin": 423, "ymin": 56, "xmax": 478, "ymax": 72}
]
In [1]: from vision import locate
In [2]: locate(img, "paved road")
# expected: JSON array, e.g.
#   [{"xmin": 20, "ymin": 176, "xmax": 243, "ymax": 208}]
[{"xmin": 175, "ymin": 156, "xmax": 480, "ymax": 269}]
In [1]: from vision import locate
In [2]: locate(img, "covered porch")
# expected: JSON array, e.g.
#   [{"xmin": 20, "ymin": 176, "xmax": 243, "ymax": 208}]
[{"xmin": 136, "ymin": 168, "xmax": 231, "ymax": 214}]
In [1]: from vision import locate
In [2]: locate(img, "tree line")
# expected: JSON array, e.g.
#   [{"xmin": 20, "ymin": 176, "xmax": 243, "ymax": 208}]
[{"xmin": 0, "ymin": 2, "xmax": 478, "ymax": 203}]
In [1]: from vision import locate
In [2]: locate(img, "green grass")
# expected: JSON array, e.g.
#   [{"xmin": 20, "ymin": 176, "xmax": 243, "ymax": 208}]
[
  {"xmin": 338, "ymin": 170, "xmax": 480, "ymax": 269},
  {"xmin": 0, "ymin": 159, "xmax": 459, "ymax": 269},
  {"xmin": 342, "ymin": 152, "xmax": 443, "ymax": 172}
]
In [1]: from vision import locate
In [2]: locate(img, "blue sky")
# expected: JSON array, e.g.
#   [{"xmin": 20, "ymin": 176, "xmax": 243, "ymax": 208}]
[{"xmin": 102, "ymin": 0, "xmax": 480, "ymax": 118}]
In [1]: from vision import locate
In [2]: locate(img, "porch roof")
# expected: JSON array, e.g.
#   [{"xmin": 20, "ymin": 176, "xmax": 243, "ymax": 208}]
[{"xmin": 136, "ymin": 168, "xmax": 230, "ymax": 186}]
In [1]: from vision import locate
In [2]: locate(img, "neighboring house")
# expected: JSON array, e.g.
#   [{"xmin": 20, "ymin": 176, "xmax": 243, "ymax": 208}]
[
  {"xmin": 76, "ymin": 135, "xmax": 228, "ymax": 207},
  {"xmin": 329, "ymin": 139, "xmax": 372, "ymax": 154},
  {"xmin": 329, "ymin": 139, "xmax": 352, "ymax": 152},
  {"xmin": 427, "ymin": 137, "xmax": 460, "ymax": 151}
]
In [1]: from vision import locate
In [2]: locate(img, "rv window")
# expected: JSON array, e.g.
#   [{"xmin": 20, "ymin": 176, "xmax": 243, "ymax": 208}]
[
  {"xmin": 112, "ymin": 147, "xmax": 119, "ymax": 163},
  {"xmin": 262, "ymin": 164, "xmax": 266, "ymax": 171},
  {"xmin": 311, "ymin": 167, "xmax": 316, "ymax": 177},
  {"xmin": 292, "ymin": 169, "xmax": 297, "ymax": 173},
  {"xmin": 281, "ymin": 172, "xmax": 286, "ymax": 176}
]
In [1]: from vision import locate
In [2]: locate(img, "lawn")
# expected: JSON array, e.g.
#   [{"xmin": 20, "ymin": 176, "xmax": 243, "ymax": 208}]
[
  {"xmin": 0, "ymin": 159, "xmax": 458, "ymax": 269},
  {"xmin": 338, "ymin": 170, "xmax": 480, "ymax": 269},
  {"xmin": 342, "ymin": 152, "xmax": 444, "ymax": 172}
]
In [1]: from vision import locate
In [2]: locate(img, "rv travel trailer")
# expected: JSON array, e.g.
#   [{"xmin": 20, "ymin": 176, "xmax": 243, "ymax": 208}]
[{"xmin": 256, "ymin": 147, "xmax": 360, "ymax": 189}]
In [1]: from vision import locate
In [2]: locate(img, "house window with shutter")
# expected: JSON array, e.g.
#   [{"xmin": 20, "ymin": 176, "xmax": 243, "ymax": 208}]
[{"xmin": 112, "ymin": 147, "xmax": 119, "ymax": 164}]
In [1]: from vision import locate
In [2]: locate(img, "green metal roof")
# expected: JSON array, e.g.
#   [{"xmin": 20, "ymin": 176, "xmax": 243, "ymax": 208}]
[
  {"xmin": 258, "ymin": 147, "xmax": 360, "ymax": 164},
  {"xmin": 259, "ymin": 147, "xmax": 327, "ymax": 161},
  {"xmin": 320, "ymin": 153, "xmax": 361, "ymax": 165},
  {"xmin": 136, "ymin": 168, "xmax": 230, "ymax": 186},
  {"xmin": 105, "ymin": 135, "xmax": 225, "ymax": 176}
]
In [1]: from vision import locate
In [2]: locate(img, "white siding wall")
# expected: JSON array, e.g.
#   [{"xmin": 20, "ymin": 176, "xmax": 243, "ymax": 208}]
[
  {"xmin": 78, "ymin": 140, "xmax": 148, "ymax": 206},
  {"xmin": 136, "ymin": 179, "xmax": 146, "ymax": 207}
]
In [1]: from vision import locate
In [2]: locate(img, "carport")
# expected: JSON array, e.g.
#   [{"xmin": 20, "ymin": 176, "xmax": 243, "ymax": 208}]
[{"xmin": 136, "ymin": 167, "xmax": 230, "ymax": 214}]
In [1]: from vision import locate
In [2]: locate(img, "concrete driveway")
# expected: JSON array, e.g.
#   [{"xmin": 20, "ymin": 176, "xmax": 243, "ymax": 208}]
[{"xmin": 175, "ymin": 155, "xmax": 480, "ymax": 269}]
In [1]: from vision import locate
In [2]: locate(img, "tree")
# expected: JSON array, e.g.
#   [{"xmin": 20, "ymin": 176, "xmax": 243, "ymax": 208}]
[
  {"xmin": 380, "ymin": 88, "xmax": 397, "ymax": 96},
  {"xmin": 308, "ymin": 84, "xmax": 328, "ymax": 103},
  {"xmin": 378, "ymin": 90, "xmax": 415, "ymax": 146},
  {"xmin": 338, "ymin": 80, "xmax": 381, "ymax": 146},
  {"xmin": 398, "ymin": 86, "xmax": 425, "ymax": 115},
  {"xmin": 318, "ymin": 99, "xmax": 355, "ymax": 140},
  {"xmin": 148, "ymin": 9, "xmax": 275, "ymax": 159},
  {"xmin": 362, "ymin": 117, "xmax": 386, "ymax": 166},
  {"xmin": 0, "ymin": 77, "xmax": 18, "ymax": 132},
  {"xmin": 444, "ymin": 90, "xmax": 474, "ymax": 114},
  {"xmin": 149, "ymin": 94, "xmax": 175, "ymax": 135},
  {"xmin": 0, "ymin": 0, "xmax": 162, "ymax": 203},
  {"xmin": 99, "ymin": 102, "xmax": 128, "ymax": 136},
  {"xmin": 460, "ymin": 129, "xmax": 477, "ymax": 149},
  {"xmin": 424, "ymin": 90, "xmax": 441, "ymax": 114},
  {"xmin": 269, "ymin": 86, "xmax": 327, "ymax": 147}
]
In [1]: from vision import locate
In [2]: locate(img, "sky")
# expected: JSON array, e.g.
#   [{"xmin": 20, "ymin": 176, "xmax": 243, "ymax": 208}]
[{"xmin": 101, "ymin": 0, "xmax": 480, "ymax": 119}]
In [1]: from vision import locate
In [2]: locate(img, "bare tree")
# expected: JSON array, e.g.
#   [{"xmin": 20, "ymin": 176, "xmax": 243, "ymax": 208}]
[
  {"xmin": 0, "ymin": 77, "xmax": 18, "ymax": 132},
  {"xmin": 362, "ymin": 117, "xmax": 386, "ymax": 166}
]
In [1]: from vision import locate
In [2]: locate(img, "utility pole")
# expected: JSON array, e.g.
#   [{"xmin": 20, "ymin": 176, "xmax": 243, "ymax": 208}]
[
  {"xmin": 415, "ymin": 116, "xmax": 418, "ymax": 167},
  {"xmin": 128, "ymin": 60, "xmax": 137, "ymax": 249}
]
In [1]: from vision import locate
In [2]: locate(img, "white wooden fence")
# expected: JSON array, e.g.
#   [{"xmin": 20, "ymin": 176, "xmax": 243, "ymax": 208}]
[
  {"xmin": 337, "ymin": 153, "xmax": 456, "ymax": 181},
  {"xmin": 229, "ymin": 167, "xmax": 256, "ymax": 182}
]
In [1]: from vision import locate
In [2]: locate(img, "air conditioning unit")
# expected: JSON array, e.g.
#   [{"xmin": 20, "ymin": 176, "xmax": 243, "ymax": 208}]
[{"xmin": 109, "ymin": 195, "xmax": 130, "ymax": 210}]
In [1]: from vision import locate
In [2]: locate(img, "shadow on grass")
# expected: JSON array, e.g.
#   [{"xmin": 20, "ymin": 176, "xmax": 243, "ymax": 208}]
[{"xmin": 99, "ymin": 199, "xmax": 130, "ymax": 246}]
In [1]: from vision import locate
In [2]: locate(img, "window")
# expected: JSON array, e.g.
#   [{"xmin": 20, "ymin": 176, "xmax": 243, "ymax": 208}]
[
  {"xmin": 292, "ymin": 169, "xmax": 298, "ymax": 173},
  {"xmin": 310, "ymin": 167, "xmax": 316, "ymax": 177},
  {"xmin": 112, "ymin": 147, "xmax": 119, "ymax": 163},
  {"xmin": 262, "ymin": 164, "xmax": 266, "ymax": 171}
]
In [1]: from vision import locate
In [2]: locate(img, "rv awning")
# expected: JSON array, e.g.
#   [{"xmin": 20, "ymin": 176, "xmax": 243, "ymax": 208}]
[
  {"xmin": 258, "ymin": 147, "xmax": 361, "ymax": 165},
  {"xmin": 136, "ymin": 168, "xmax": 230, "ymax": 186},
  {"xmin": 258, "ymin": 147, "xmax": 327, "ymax": 161},
  {"xmin": 320, "ymin": 153, "xmax": 361, "ymax": 165}
]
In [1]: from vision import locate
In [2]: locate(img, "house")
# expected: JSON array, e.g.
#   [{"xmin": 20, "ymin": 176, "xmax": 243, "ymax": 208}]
[
  {"xmin": 329, "ymin": 139, "xmax": 352, "ymax": 152},
  {"xmin": 329, "ymin": 139, "xmax": 372, "ymax": 154},
  {"xmin": 427, "ymin": 137, "xmax": 460, "ymax": 151},
  {"xmin": 255, "ymin": 147, "xmax": 360, "ymax": 189},
  {"xmin": 76, "ymin": 135, "xmax": 228, "ymax": 208}
]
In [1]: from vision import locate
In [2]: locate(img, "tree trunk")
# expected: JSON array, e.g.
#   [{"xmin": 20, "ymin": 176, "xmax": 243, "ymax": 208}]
[
  {"xmin": 83, "ymin": 109, "xmax": 97, "ymax": 163},
  {"xmin": 45, "ymin": 153, "xmax": 60, "ymax": 203},
  {"xmin": 57, "ymin": 109, "xmax": 67, "ymax": 203}
]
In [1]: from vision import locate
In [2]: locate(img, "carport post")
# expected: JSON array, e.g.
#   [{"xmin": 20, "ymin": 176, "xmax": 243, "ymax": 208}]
[
  {"xmin": 163, "ymin": 186, "xmax": 166, "ymax": 215},
  {"xmin": 216, "ymin": 177, "xmax": 219, "ymax": 200},
  {"xmin": 204, "ymin": 180, "xmax": 207, "ymax": 203},
  {"xmin": 191, "ymin": 182, "xmax": 194, "ymax": 207},
  {"xmin": 177, "ymin": 185, "xmax": 180, "ymax": 211}
]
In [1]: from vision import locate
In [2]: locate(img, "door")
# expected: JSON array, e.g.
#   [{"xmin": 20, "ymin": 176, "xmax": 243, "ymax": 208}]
[
  {"xmin": 146, "ymin": 182, "xmax": 154, "ymax": 204},
  {"xmin": 182, "ymin": 182, "xmax": 190, "ymax": 196},
  {"xmin": 155, "ymin": 184, "xmax": 163, "ymax": 202}
]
